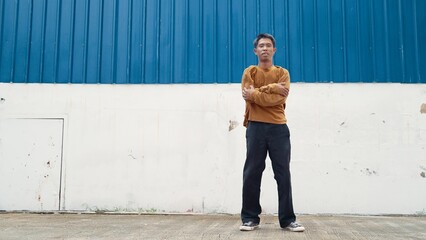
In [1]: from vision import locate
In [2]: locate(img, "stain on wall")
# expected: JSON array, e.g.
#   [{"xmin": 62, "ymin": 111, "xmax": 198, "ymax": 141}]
[
  {"xmin": 228, "ymin": 120, "xmax": 239, "ymax": 132},
  {"xmin": 361, "ymin": 168, "xmax": 378, "ymax": 176},
  {"xmin": 421, "ymin": 104, "xmax": 426, "ymax": 114}
]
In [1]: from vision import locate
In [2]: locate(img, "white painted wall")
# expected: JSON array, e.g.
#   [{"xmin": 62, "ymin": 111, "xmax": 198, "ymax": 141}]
[{"xmin": 0, "ymin": 83, "xmax": 425, "ymax": 215}]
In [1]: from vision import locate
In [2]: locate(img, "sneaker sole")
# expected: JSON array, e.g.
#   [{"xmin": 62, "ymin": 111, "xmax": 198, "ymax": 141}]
[
  {"xmin": 239, "ymin": 225, "xmax": 259, "ymax": 231},
  {"xmin": 285, "ymin": 226, "xmax": 305, "ymax": 232}
]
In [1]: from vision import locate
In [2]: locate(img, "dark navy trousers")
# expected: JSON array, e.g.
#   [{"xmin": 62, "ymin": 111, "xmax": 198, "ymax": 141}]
[{"xmin": 241, "ymin": 121, "xmax": 296, "ymax": 228}]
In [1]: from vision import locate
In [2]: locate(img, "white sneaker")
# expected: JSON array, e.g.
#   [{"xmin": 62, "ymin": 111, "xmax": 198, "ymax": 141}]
[
  {"xmin": 285, "ymin": 222, "xmax": 305, "ymax": 232},
  {"xmin": 239, "ymin": 221, "xmax": 259, "ymax": 231}
]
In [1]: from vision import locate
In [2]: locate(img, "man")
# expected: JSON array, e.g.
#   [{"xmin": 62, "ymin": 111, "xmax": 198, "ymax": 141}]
[{"xmin": 240, "ymin": 33, "xmax": 304, "ymax": 232}]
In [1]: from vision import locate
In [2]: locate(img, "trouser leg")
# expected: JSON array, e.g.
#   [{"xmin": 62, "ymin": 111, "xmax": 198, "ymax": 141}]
[
  {"xmin": 241, "ymin": 122, "xmax": 267, "ymax": 224},
  {"xmin": 267, "ymin": 124, "xmax": 296, "ymax": 228}
]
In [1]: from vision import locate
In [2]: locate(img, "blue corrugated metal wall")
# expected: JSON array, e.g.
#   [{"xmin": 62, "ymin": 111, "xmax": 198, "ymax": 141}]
[{"xmin": 0, "ymin": 0, "xmax": 425, "ymax": 84}]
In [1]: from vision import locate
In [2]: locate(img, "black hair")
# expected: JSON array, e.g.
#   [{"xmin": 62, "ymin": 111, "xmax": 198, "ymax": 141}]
[{"xmin": 253, "ymin": 33, "xmax": 276, "ymax": 48}]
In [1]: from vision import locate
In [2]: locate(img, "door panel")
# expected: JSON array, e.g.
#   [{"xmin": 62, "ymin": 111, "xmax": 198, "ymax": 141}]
[{"xmin": 0, "ymin": 118, "xmax": 63, "ymax": 211}]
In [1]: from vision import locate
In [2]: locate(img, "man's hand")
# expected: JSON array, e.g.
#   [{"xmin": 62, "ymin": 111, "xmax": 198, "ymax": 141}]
[
  {"xmin": 276, "ymin": 84, "xmax": 290, "ymax": 97},
  {"xmin": 242, "ymin": 86, "xmax": 255, "ymax": 101}
]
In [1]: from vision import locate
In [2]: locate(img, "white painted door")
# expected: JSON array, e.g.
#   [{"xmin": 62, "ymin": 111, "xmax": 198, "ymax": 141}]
[{"xmin": 0, "ymin": 118, "xmax": 63, "ymax": 211}]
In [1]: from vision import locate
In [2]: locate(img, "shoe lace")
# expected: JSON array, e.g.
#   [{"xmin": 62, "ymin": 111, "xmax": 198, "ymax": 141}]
[{"xmin": 290, "ymin": 222, "xmax": 302, "ymax": 227}]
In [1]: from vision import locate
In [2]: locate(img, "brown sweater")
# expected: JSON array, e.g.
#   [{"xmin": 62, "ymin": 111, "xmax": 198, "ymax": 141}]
[{"xmin": 241, "ymin": 65, "xmax": 290, "ymax": 127}]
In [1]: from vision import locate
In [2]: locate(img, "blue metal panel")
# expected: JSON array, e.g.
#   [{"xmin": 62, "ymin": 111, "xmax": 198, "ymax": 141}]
[
  {"xmin": 316, "ymin": 0, "xmax": 332, "ymax": 82},
  {"xmin": 159, "ymin": 0, "xmax": 172, "ymax": 84},
  {"xmin": 99, "ymin": 0, "xmax": 115, "ymax": 84},
  {"xmin": 86, "ymin": 0, "xmax": 103, "ymax": 84},
  {"xmin": 187, "ymin": 0, "xmax": 201, "ymax": 83},
  {"xmin": 287, "ymin": 0, "xmax": 302, "ymax": 82},
  {"xmin": 202, "ymin": 0, "xmax": 216, "ymax": 83},
  {"xmin": 301, "ymin": 0, "xmax": 316, "ymax": 83},
  {"xmin": 402, "ymin": 0, "xmax": 418, "ymax": 83},
  {"xmin": 0, "ymin": 0, "xmax": 425, "ymax": 84},
  {"xmin": 57, "ymin": 0, "xmax": 74, "ymax": 84},
  {"xmin": 345, "ymin": 0, "xmax": 360, "ymax": 83},
  {"xmin": 129, "ymin": 0, "xmax": 143, "ymax": 84},
  {"xmin": 173, "ymin": 0, "xmax": 186, "ymax": 83},
  {"xmin": 115, "ymin": 0, "xmax": 130, "ymax": 84},
  {"xmin": 0, "ymin": 0, "xmax": 16, "ymax": 83},
  {"xmin": 415, "ymin": 0, "xmax": 426, "ymax": 83},
  {"xmin": 42, "ymin": 0, "xmax": 60, "ymax": 83},
  {"xmin": 27, "ymin": 0, "xmax": 43, "ymax": 83},
  {"xmin": 144, "ymin": 0, "xmax": 159, "ymax": 84},
  {"xmin": 231, "ymin": 0, "xmax": 244, "ymax": 84},
  {"xmin": 216, "ymin": 0, "xmax": 230, "ymax": 84},
  {"xmin": 272, "ymin": 0, "xmax": 288, "ymax": 70},
  {"xmin": 14, "ymin": 0, "xmax": 31, "ymax": 83},
  {"xmin": 358, "ymin": 0, "xmax": 374, "ymax": 82}
]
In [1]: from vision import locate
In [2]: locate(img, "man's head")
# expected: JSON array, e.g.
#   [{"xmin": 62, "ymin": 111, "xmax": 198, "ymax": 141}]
[
  {"xmin": 253, "ymin": 33, "xmax": 277, "ymax": 63},
  {"xmin": 253, "ymin": 33, "xmax": 276, "ymax": 48}
]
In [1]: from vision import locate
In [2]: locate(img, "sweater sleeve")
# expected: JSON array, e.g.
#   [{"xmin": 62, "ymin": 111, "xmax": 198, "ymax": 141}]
[
  {"xmin": 241, "ymin": 67, "xmax": 255, "ymax": 90},
  {"xmin": 241, "ymin": 67, "xmax": 255, "ymax": 127}
]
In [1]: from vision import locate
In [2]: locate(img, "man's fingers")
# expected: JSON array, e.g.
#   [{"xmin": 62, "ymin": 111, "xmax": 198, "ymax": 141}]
[
  {"xmin": 242, "ymin": 88, "xmax": 248, "ymax": 95},
  {"xmin": 242, "ymin": 87, "xmax": 253, "ymax": 100},
  {"xmin": 242, "ymin": 88, "xmax": 248, "ymax": 99},
  {"xmin": 243, "ymin": 86, "xmax": 253, "ymax": 91},
  {"xmin": 281, "ymin": 87, "xmax": 289, "ymax": 97}
]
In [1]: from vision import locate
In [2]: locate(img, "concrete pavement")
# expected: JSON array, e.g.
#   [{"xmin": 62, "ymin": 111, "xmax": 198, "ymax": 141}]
[{"xmin": 0, "ymin": 213, "xmax": 425, "ymax": 239}]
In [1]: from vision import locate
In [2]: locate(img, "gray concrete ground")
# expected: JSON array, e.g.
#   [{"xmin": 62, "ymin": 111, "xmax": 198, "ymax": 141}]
[{"xmin": 0, "ymin": 213, "xmax": 425, "ymax": 240}]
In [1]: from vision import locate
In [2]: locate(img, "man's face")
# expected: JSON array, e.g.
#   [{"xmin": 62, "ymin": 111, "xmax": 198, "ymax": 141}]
[{"xmin": 254, "ymin": 38, "xmax": 276, "ymax": 62}]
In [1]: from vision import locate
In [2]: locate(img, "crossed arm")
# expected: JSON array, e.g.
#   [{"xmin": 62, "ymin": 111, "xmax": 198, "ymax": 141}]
[
  {"xmin": 241, "ymin": 69, "xmax": 290, "ymax": 107},
  {"xmin": 242, "ymin": 83, "xmax": 289, "ymax": 103}
]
